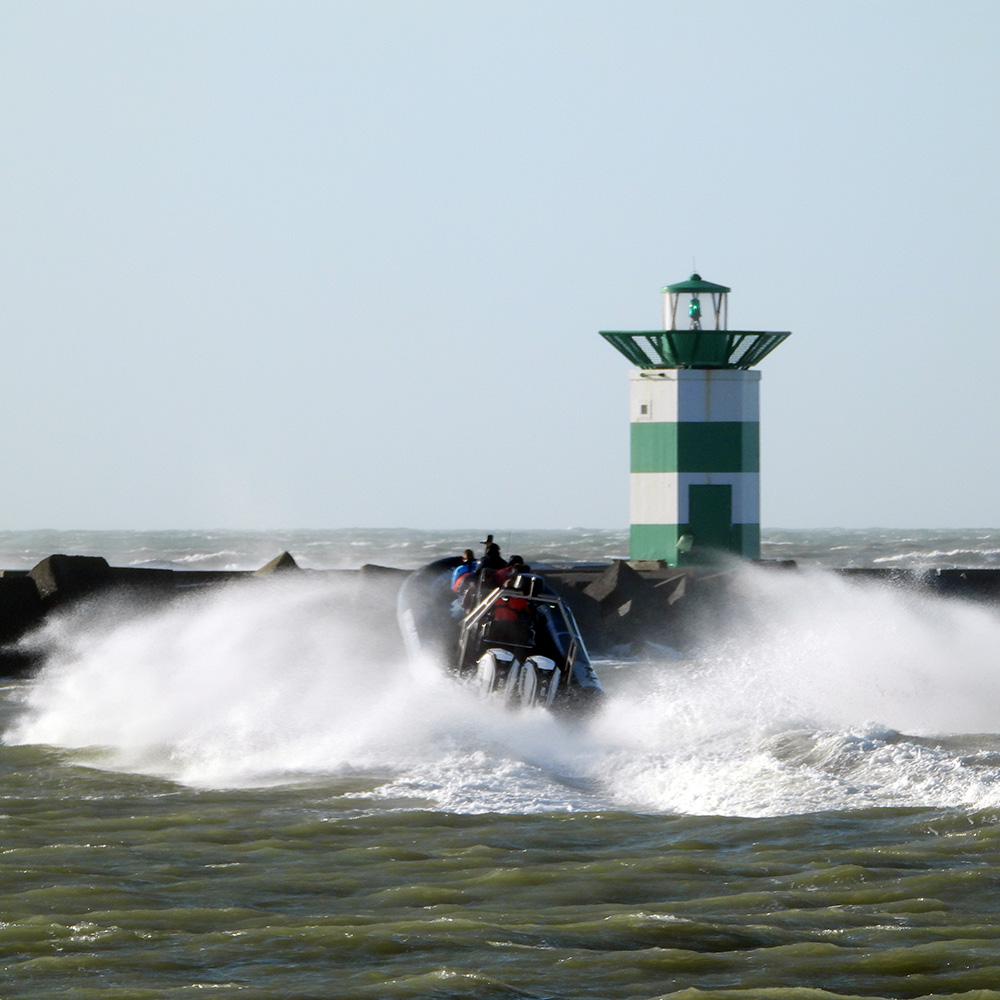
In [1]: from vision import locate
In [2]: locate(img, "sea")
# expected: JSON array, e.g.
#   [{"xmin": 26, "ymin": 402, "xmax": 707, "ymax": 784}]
[{"xmin": 5, "ymin": 527, "xmax": 1000, "ymax": 1000}]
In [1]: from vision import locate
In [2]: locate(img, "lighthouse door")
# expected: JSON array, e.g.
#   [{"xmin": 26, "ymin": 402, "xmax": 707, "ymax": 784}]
[{"xmin": 687, "ymin": 484, "xmax": 733, "ymax": 552}]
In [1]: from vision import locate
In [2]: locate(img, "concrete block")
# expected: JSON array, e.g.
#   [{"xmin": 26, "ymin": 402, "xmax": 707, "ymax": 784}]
[
  {"xmin": 255, "ymin": 551, "xmax": 300, "ymax": 575},
  {"xmin": 0, "ymin": 576, "xmax": 44, "ymax": 644},
  {"xmin": 930, "ymin": 569, "xmax": 1000, "ymax": 600},
  {"xmin": 583, "ymin": 560, "xmax": 652, "ymax": 611},
  {"xmin": 29, "ymin": 554, "xmax": 113, "ymax": 604}
]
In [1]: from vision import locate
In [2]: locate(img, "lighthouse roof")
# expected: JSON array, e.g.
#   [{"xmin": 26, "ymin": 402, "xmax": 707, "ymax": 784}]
[{"xmin": 661, "ymin": 273, "xmax": 731, "ymax": 295}]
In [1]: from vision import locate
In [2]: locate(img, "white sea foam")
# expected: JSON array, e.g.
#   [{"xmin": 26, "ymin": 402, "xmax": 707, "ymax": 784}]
[
  {"xmin": 586, "ymin": 564, "xmax": 1000, "ymax": 814},
  {"xmin": 7, "ymin": 563, "xmax": 1000, "ymax": 816}
]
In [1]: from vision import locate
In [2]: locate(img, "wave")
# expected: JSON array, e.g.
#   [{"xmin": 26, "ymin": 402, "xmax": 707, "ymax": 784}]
[
  {"xmin": 6, "ymin": 565, "xmax": 1000, "ymax": 816},
  {"xmin": 873, "ymin": 546, "xmax": 1000, "ymax": 565}
]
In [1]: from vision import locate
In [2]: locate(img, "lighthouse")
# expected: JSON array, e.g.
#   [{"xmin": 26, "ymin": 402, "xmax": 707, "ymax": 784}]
[{"xmin": 600, "ymin": 273, "xmax": 790, "ymax": 565}]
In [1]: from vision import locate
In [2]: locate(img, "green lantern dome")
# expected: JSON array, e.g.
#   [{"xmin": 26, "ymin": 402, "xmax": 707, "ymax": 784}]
[
  {"xmin": 600, "ymin": 271, "xmax": 790, "ymax": 370},
  {"xmin": 660, "ymin": 273, "xmax": 731, "ymax": 295}
]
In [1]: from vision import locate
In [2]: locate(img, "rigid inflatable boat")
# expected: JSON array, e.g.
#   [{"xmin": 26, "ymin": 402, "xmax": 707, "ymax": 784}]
[{"xmin": 397, "ymin": 557, "xmax": 604, "ymax": 712}]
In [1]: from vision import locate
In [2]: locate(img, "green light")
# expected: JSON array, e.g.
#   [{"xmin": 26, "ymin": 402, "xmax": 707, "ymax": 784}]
[{"xmin": 688, "ymin": 296, "xmax": 702, "ymax": 329}]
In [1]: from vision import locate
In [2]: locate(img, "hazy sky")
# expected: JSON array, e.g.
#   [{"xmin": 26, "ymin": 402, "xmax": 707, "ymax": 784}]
[{"xmin": 1, "ymin": 1, "xmax": 997, "ymax": 530}]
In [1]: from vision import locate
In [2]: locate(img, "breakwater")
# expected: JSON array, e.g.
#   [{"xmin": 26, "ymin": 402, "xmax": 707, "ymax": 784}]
[{"xmin": 3, "ymin": 551, "xmax": 1000, "ymax": 677}]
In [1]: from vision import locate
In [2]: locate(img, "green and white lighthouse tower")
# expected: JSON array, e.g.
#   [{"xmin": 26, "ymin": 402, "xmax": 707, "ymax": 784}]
[{"xmin": 600, "ymin": 273, "xmax": 790, "ymax": 565}]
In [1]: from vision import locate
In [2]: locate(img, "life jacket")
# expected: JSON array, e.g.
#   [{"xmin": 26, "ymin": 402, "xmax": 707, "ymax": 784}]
[{"xmin": 493, "ymin": 595, "xmax": 528, "ymax": 622}]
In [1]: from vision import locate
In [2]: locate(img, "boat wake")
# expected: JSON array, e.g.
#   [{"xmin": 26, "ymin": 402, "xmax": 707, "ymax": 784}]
[{"xmin": 6, "ymin": 565, "xmax": 1000, "ymax": 816}]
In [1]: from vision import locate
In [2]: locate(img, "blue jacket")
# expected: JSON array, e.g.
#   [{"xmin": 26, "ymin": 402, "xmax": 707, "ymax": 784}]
[{"xmin": 451, "ymin": 561, "xmax": 478, "ymax": 592}]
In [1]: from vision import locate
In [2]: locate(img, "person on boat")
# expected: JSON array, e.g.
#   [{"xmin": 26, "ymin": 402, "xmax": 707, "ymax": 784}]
[
  {"xmin": 451, "ymin": 549, "xmax": 478, "ymax": 592},
  {"xmin": 470, "ymin": 534, "xmax": 507, "ymax": 596},
  {"xmin": 451, "ymin": 549, "xmax": 484, "ymax": 615},
  {"xmin": 489, "ymin": 575, "xmax": 534, "ymax": 645},
  {"xmin": 480, "ymin": 535, "xmax": 506, "ymax": 570},
  {"xmin": 494, "ymin": 555, "xmax": 527, "ymax": 588}
]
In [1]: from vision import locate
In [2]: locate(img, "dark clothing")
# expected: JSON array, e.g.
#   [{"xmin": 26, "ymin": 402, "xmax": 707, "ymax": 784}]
[
  {"xmin": 481, "ymin": 543, "xmax": 506, "ymax": 570},
  {"xmin": 487, "ymin": 594, "xmax": 533, "ymax": 646}
]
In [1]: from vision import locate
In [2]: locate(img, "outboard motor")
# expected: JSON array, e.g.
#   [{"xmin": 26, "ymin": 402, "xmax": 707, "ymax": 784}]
[
  {"xmin": 525, "ymin": 655, "xmax": 560, "ymax": 707},
  {"xmin": 505, "ymin": 655, "xmax": 559, "ymax": 708},
  {"xmin": 476, "ymin": 648, "xmax": 517, "ymax": 697}
]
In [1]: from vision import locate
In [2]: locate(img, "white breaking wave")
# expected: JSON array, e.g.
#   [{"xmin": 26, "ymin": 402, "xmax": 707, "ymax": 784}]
[
  {"xmin": 873, "ymin": 547, "xmax": 1000, "ymax": 565},
  {"xmin": 6, "ymin": 565, "xmax": 1000, "ymax": 817}
]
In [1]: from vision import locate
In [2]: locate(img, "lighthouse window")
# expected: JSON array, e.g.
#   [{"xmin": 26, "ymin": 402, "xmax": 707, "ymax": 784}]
[{"xmin": 640, "ymin": 404, "xmax": 648, "ymax": 415}]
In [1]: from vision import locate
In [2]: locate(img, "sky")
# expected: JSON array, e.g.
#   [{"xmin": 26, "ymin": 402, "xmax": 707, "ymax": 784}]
[{"xmin": 0, "ymin": 0, "xmax": 997, "ymax": 531}]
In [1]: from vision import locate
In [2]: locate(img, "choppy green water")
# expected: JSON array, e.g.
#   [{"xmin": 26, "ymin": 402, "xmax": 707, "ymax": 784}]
[
  {"xmin": 6, "ymin": 529, "xmax": 1000, "ymax": 998},
  {"xmin": 6, "ymin": 736, "xmax": 1000, "ymax": 1000}
]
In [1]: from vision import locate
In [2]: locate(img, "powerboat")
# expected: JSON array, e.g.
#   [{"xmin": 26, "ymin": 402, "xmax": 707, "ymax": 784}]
[{"xmin": 397, "ymin": 557, "xmax": 604, "ymax": 713}]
